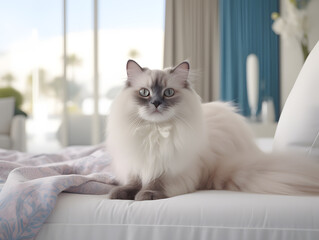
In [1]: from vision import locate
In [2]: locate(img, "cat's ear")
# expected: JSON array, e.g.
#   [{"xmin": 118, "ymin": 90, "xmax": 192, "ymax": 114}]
[
  {"xmin": 126, "ymin": 60, "xmax": 144, "ymax": 87},
  {"xmin": 127, "ymin": 60, "xmax": 143, "ymax": 78},
  {"xmin": 170, "ymin": 61, "xmax": 190, "ymax": 87},
  {"xmin": 172, "ymin": 61, "xmax": 190, "ymax": 73}
]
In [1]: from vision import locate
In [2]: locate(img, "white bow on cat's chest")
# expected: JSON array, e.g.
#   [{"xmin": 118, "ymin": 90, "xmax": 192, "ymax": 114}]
[{"xmin": 134, "ymin": 124, "xmax": 172, "ymax": 139}]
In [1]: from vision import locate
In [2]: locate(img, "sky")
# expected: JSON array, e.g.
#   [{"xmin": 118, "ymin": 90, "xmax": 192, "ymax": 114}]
[
  {"xmin": 0, "ymin": 0, "xmax": 165, "ymax": 52},
  {"xmin": 0, "ymin": 0, "xmax": 165, "ymax": 111}
]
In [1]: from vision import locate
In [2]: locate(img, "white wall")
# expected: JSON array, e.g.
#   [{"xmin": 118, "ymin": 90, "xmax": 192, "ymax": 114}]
[{"xmin": 280, "ymin": 0, "xmax": 319, "ymax": 110}]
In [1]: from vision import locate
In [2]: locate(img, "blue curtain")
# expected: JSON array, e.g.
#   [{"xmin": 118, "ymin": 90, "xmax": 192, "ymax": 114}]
[{"xmin": 219, "ymin": 0, "xmax": 280, "ymax": 120}]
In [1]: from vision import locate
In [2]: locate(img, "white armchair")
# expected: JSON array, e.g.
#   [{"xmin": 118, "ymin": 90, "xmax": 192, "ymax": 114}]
[
  {"xmin": 0, "ymin": 97, "xmax": 26, "ymax": 152},
  {"xmin": 10, "ymin": 115, "xmax": 26, "ymax": 151}
]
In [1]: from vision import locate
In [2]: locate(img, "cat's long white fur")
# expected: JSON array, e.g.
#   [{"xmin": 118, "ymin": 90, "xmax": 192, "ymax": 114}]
[
  {"xmin": 201, "ymin": 102, "xmax": 319, "ymax": 195},
  {"xmin": 107, "ymin": 63, "xmax": 319, "ymax": 198}
]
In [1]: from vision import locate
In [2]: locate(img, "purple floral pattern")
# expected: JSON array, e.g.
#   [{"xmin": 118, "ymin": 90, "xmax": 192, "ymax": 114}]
[{"xmin": 0, "ymin": 145, "xmax": 116, "ymax": 240}]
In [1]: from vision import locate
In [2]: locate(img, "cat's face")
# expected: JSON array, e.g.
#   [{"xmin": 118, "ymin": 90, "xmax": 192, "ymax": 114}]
[{"xmin": 126, "ymin": 60, "xmax": 190, "ymax": 123}]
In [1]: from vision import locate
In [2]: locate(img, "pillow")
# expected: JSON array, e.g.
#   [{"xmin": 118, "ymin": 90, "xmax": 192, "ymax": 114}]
[
  {"xmin": 0, "ymin": 97, "xmax": 15, "ymax": 135},
  {"xmin": 273, "ymin": 41, "xmax": 319, "ymax": 158}
]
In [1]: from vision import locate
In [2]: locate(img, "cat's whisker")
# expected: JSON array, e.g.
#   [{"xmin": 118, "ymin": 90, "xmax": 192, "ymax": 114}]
[
  {"xmin": 173, "ymin": 114, "xmax": 194, "ymax": 132},
  {"xmin": 128, "ymin": 114, "xmax": 143, "ymax": 131}
]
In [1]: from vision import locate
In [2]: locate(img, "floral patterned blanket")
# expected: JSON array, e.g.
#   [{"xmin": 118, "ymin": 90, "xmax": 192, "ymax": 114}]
[{"xmin": 0, "ymin": 145, "xmax": 116, "ymax": 240}]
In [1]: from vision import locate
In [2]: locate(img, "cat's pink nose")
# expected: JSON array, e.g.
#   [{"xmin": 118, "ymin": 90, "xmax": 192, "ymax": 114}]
[{"xmin": 151, "ymin": 100, "xmax": 161, "ymax": 108}]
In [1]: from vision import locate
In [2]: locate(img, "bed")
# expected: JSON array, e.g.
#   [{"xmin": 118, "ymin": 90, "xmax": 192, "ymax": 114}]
[
  {"xmin": 1, "ymin": 40, "xmax": 319, "ymax": 240},
  {"xmin": 0, "ymin": 139, "xmax": 318, "ymax": 240}
]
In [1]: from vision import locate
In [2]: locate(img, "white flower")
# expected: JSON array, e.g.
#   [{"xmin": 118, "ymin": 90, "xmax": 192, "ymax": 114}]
[
  {"xmin": 272, "ymin": 17, "xmax": 287, "ymax": 35},
  {"xmin": 271, "ymin": 0, "xmax": 308, "ymax": 42}
]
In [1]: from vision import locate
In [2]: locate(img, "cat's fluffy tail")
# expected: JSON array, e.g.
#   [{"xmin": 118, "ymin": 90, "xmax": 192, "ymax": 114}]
[{"xmin": 210, "ymin": 152, "xmax": 319, "ymax": 195}]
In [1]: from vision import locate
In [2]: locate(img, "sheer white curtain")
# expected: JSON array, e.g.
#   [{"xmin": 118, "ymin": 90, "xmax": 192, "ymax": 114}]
[{"xmin": 164, "ymin": 0, "xmax": 220, "ymax": 102}]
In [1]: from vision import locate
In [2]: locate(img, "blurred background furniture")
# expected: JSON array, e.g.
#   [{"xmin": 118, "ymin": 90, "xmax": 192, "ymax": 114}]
[
  {"xmin": 0, "ymin": 97, "xmax": 26, "ymax": 151},
  {"xmin": 57, "ymin": 114, "xmax": 106, "ymax": 146}
]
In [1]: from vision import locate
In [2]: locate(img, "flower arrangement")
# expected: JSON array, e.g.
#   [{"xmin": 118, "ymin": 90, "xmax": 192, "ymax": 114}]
[{"xmin": 271, "ymin": 0, "xmax": 310, "ymax": 61}]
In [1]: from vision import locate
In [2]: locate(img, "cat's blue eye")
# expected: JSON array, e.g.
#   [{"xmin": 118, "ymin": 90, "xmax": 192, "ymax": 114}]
[
  {"xmin": 164, "ymin": 88, "xmax": 175, "ymax": 97},
  {"xmin": 139, "ymin": 88, "xmax": 150, "ymax": 97}
]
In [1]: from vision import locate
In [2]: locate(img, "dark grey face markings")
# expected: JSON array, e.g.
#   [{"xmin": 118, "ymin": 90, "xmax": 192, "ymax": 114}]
[{"xmin": 133, "ymin": 72, "xmax": 181, "ymax": 110}]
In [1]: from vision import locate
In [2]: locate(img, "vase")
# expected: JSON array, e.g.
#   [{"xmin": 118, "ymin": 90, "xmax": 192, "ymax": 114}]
[
  {"xmin": 246, "ymin": 53, "xmax": 259, "ymax": 121},
  {"xmin": 261, "ymin": 97, "xmax": 275, "ymax": 123}
]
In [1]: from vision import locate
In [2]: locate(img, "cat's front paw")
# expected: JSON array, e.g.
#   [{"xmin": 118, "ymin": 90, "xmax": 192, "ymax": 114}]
[
  {"xmin": 135, "ymin": 190, "xmax": 167, "ymax": 201},
  {"xmin": 109, "ymin": 186, "xmax": 139, "ymax": 200}
]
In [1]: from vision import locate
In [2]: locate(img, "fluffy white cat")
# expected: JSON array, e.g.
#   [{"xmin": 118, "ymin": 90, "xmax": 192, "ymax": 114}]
[{"xmin": 106, "ymin": 60, "xmax": 319, "ymax": 200}]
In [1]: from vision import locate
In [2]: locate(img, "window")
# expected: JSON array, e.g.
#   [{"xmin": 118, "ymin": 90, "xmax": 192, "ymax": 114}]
[
  {"xmin": 0, "ymin": 0, "xmax": 165, "ymax": 152},
  {"xmin": 0, "ymin": 0, "xmax": 63, "ymax": 152}
]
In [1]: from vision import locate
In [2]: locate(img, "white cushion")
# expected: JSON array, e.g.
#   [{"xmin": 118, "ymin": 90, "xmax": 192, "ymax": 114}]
[
  {"xmin": 36, "ymin": 191, "xmax": 319, "ymax": 240},
  {"xmin": 0, "ymin": 97, "xmax": 15, "ymax": 135},
  {"xmin": 273, "ymin": 41, "xmax": 319, "ymax": 158}
]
